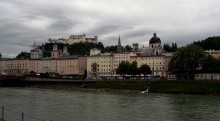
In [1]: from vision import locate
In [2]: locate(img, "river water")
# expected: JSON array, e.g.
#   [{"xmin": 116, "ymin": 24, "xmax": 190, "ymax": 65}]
[{"xmin": 0, "ymin": 87, "xmax": 220, "ymax": 121}]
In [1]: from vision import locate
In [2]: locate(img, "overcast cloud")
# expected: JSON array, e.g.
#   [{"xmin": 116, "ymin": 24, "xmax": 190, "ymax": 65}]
[{"xmin": 0, "ymin": 0, "xmax": 220, "ymax": 57}]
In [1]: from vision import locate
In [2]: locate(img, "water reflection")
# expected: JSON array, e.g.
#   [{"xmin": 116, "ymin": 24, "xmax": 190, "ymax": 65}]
[{"xmin": 0, "ymin": 88, "xmax": 220, "ymax": 121}]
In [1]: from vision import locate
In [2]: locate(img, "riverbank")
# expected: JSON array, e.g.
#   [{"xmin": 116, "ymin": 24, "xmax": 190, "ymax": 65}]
[
  {"xmin": 1, "ymin": 79, "xmax": 220, "ymax": 95},
  {"xmin": 26, "ymin": 80, "xmax": 220, "ymax": 95},
  {"xmin": 82, "ymin": 80, "xmax": 220, "ymax": 95}
]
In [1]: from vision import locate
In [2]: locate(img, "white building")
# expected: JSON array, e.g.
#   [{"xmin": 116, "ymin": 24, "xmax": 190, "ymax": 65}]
[
  {"xmin": 48, "ymin": 34, "xmax": 98, "ymax": 45},
  {"xmin": 30, "ymin": 42, "xmax": 43, "ymax": 59}
]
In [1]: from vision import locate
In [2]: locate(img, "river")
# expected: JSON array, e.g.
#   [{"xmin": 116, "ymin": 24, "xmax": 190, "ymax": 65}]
[{"xmin": 0, "ymin": 87, "xmax": 220, "ymax": 121}]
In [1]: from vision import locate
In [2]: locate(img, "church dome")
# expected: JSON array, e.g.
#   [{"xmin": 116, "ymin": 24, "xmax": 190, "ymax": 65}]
[{"xmin": 149, "ymin": 33, "xmax": 161, "ymax": 44}]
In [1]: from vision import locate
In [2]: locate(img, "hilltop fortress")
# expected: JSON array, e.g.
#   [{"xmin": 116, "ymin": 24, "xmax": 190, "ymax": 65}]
[{"xmin": 48, "ymin": 34, "xmax": 98, "ymax": 44}]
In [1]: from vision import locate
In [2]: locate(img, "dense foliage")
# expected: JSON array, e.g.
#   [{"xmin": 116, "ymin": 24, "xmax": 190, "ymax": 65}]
[
  {"xmin": 101, "ymin": 45, "xmax": 132, "ymax": 53},
  {"xmin": 41, "ymin": 42, "xmax": 104, "ymax": 56},
  {"xmin": 168, "ymin": 44, "xmax": 204, "ymax": 74},
  {"xmin": 169, "ymin": 44, "xmax": 220, "ymax": 74},
  {"xmin": 139, "ymin": 64, "xmax": 151, "ymax": 79},
  {"xmin": 116, "ymin": 61, "xmax": 130, "ymax": 78},
  {"xmin": 68, "ymin": 42, "xmax": 104, "ymax": 55},
  {"xmin": 116, "ymin": 61, "xmax": 152, "ymax": 79},
  {"xmin": 163, "ymin": 43, "xmax": 177, "ymax": 52},
  {"xmin": 193, "ymin": 36, "xmax": 220, "ymax": 50},
  {"xmin": 101, "ymin": 45, "xmax": 118, "ymax": 53},
  {"xmin": 201, "ymin": 55, "xmax": 220, "ymax": 73},
  {"xmin": 16, "ymin": 52, "xmax": 30, "ymax": 59}
]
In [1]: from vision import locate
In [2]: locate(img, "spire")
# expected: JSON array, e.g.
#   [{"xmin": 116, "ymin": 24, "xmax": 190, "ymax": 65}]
[
  {"xmin": 33, "ymin": 40, "xmax": 37, "ymax": 49},
  {"xmin": 118, "ymin": 36, "xmax": 121, "ymax": 46},
  {"xmin": 117, "ymin": 35, "xmax": 122, "ymax": 53}
]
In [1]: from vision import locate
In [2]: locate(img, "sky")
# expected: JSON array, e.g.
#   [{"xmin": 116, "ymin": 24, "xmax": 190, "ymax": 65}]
[{"xmin": 0, "ymin": 0, "xmax": 220, "ymax": 58}]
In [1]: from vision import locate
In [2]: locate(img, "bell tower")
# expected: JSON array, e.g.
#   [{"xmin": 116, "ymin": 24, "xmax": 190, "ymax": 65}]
[
  {"xmin": 149, "ymin": 33, "xmax": 162, "ymax": 55},
  {"xmin": 51, "ymin": 44, "xmax": 60, "ymax": 58}
]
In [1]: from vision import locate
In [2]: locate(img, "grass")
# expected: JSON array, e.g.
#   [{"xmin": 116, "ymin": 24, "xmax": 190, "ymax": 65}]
[{"xmin": 84, "ymin": 80, "xmax": 220, "ymax": 95}]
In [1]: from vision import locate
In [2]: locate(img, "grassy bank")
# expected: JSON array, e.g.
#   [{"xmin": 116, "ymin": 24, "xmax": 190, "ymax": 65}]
[{"xmin": 84, "ymin": 80, "xmax": 220, "ymax": 95}]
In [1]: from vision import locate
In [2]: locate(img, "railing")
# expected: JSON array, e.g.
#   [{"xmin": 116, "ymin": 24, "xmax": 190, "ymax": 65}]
[{"xmin": 1, "ymin": 106, "xmax": 52, "ymax": 121}]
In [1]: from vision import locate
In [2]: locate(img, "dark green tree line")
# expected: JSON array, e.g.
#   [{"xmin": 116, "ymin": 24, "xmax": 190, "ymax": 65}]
[
  {"xmin": 116, "ymin": 61, "xmax": 152, "ymax": 79},
  {"xmin": 168, "ymin": 44, "xmax": 204, "ymax": 74},
  {"xmin": 168, "ymin": 44, "xmax": 220, "ymax": 74},
  {"xmin": 193, "ymin": 36, "xmax": 220, "ymax": 50},
  {"xmin": 163, "ymin": 43, "xmax": 177, "ymax": 52},
  {"xmin": 16, "ymin": 52, "xmax": 30, "ymax": 59}
]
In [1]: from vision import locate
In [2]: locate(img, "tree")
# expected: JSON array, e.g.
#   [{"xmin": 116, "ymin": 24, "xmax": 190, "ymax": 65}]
[
  {"xmin": 124, "ymin": 45, "xmax": 132, "ymax": 52},
  {"xmin": 41, "ymin": 42, "xmax": 104, "ymax": 56},
  {"xmin": 139, "ymin": 64, "xmax": 151, "ymax": 79},
  {"xmin": 201, "ymin": 55, "xmax": 220, "ymax": 73},
  {"xmin": 128, "ymin": 61, "xmax": 138, "ymax": 79},
  {"xmin": 163, "ymin": 43, "xmax": 177, "ymax": 52},
  {"xmin": 101, "ymin": 45, "xmax": 117, "ymax": 53},
  {"xmin": 168, "ymin": 44, "xmax": 204, "ymax": 74},
  {"xmin": 43, "ymin": 51, "xmax": 51, "ymax": 58},
  {"xmin": 16, "ymin": 52, "xmax": 30, "ymax": 59},
  {"xmin": 116, "ymin": 61, "xmax": 130, "ymax": 79},
  {"xmin": 193, "ymin": 36, "xmax": 220, "ymax": 50}
]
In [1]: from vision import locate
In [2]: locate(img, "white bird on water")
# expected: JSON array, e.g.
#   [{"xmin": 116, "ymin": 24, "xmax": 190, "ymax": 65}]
[
  {"xmin": 141, "ymin": 87, "xmax": 149, "ymax": 93},
  {"xmin": 141, "ymin": 83, "xmax": 150, "ymax": 93}
]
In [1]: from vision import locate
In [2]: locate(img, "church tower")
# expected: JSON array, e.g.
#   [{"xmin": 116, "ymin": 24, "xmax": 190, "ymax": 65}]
[
  {"xmin": 117, "ymin": 36, "xmax": 123, "ymax": 53},
  {"xmin": 149, "ymin": 33, "xmax": 162, "ymax": 55},
  {"xmin": 51, "ymin": 44, "xmax": 60, "ymax": 58},
  {"xmin": 62, "ymin": 45, "xmax": 69, "ymax": 56},
  {"xmin": 30, "ymin": 42, "xmax": 43, "ymax": 59}
]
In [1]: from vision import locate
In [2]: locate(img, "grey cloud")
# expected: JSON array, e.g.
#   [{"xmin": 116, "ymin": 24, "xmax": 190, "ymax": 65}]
[
  {"xmin": 87, "ymin": 24, "xmax": 121, "ymax": 36},
  {"xmin": 1, "ymin": 0, "xmax": 220, "ymax": 57},
  {"xmin": 48, "ymin": 19, "xmax": 78, "ymax": 31}
]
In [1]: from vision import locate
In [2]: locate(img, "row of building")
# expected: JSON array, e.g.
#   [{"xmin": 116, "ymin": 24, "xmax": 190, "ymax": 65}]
[{"xmin": 0, "ymin": 33, "xmax": 172, "ymax": 79}]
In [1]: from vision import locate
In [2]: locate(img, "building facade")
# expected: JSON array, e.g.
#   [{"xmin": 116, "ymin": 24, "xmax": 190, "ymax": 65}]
[
  {"xmin": 5, "ymin": 59, "xmax": 29, "ymax": 74},
  {"xmin": 57, "ymin": 56, "xmax": 87, "ymax": 76},
  {"xmin": 30, "ymin": 42, "xmax": 43, "ymax": 59},
  {"xmin": 130, "ymin": 55, "xmax": 166, "ymax": 77},
  {"xmin": 204, "ymin": 50, "xmax": 220, "ymax": 58},
  {"xmin": 87, "ymin": 53, "xmax": 113, "ymax": 79},
  {"xmin": 112, "ymin": 52, "xmax": 136, "ymax": 74},
  {"xmin": 0, "ymin": 59, "xmax": 7, "ymax": 74},
  {"xmin": 90, "ymin": 48, "xmax": 101, "ymax": 56}
]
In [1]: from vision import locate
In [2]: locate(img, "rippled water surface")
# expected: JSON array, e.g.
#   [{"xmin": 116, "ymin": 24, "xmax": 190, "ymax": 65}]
[{"xmin": 0, "ymin": 87, "xmax": 220, "ymax": 121}]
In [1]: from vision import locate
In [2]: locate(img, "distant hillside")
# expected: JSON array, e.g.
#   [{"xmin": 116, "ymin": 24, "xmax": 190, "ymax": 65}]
[
  {"xmin": 193, "ymin": 36, "xmax": 220, "ymax": 50},
  {"xmin": 41, "ymin": 42, "xmax": 104, "ymax": 56},
  {"xmin": 68, "ymin": 42, "xmax": 104, "ymax": 55}
]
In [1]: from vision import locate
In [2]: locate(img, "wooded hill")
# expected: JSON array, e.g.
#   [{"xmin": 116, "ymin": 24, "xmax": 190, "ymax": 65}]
[
  {"xmin": 193, "ymin": 36, "xmax": 220, "ymax": 50},
  {"xmin": 41, "ymin": 42, "xmax": 104, "ymax": 56}
]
